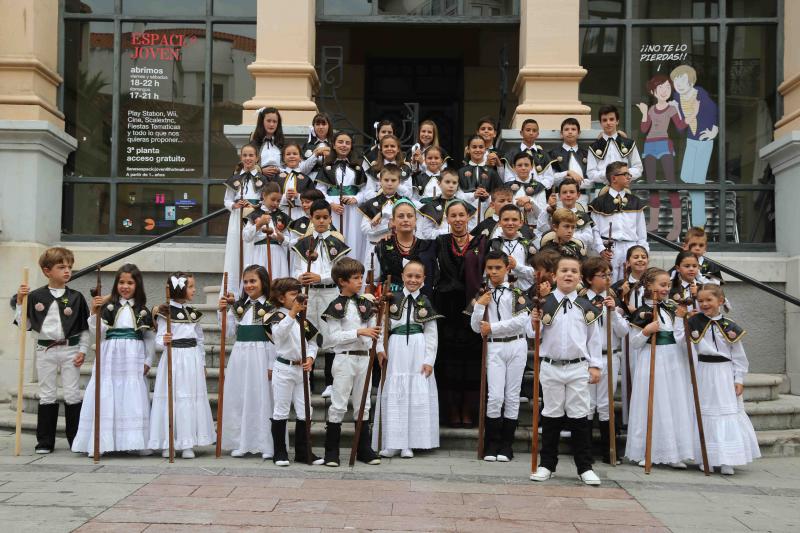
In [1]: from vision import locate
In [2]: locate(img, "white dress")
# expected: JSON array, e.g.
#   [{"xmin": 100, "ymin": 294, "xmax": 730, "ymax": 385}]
[
  {"xmin": 676, "ymin": 316, "xmax": 760, "ymax": 467},
  {"xmin": 317, "ymin": 164, "xmax": 365, "ymax": 261},
  {"xmin": 220, "ymin": 297, "xmax": 276, "ymax": 456},
  {"xmin": 625, "ymin": 303, "xmax": 696, "ymax": 464},
  {"xmin": 373, "ymin": 291, "xmax": 439, "ymax": 451},
  {"xmin": 72, "ymin": 301, "xmax": 154, "ymax": 454},
  {"xmin": 241, "ymin": 212, "xmax": 290, "ymax": 280},
  {"xmin": 148, "ymin": 302, "xmax": 216, "ymax": 451},
  {"xmin": 222, "ymin": 169, "xmax": 264, "ymax": 298}
]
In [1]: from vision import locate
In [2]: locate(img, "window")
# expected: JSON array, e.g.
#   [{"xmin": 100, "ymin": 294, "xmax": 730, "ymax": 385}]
[
  {"xmin": 60, "ymin": 1, "xmax": 256, "ymax": 239},
  {"xmin": 580, "ymin": 0, "xmax": 779, "ymax": 247},
  {"xmin": 318, "ymin": 0, "xmax": 519, "ymax": 19}
]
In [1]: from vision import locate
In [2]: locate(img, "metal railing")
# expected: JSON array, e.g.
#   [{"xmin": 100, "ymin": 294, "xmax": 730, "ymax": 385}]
[
  {"xmin": 71, "ymin": 207, "xmax": 229, "ymax": 282},
  {"xmin": 648, "ymin": 231, "xmax": 800, "ymax": 308}
]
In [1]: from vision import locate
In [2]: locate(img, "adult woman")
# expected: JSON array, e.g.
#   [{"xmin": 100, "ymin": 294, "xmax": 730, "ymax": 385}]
[
  {"xmin": 434, "ymin": 200, "xmax": 484, "ymax": 427},
  {"xmin": 370, "ymin": 199, "xmax": 438, "ymax": 295}
]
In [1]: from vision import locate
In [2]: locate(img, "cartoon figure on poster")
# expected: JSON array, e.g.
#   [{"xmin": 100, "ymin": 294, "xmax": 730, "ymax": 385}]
[
  {"xmin": 636, "ymin": 74, "xmax": 687, "ymax": 241},
  {"xmin": 637, "ymin": 56, "xmax": 719, "ymax": 236},
  {"xmin": 671, "ymin": 65, "xmax": 718, "ymax": 230}
]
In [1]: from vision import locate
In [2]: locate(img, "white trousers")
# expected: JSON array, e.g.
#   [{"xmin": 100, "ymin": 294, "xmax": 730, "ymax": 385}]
[
  {"xmin": 307, "ymin": 287, "xmax": 339, "ymax": 351},
  {"xmin": 271, "ymin": 360, "xmax": 312, "ymax": 420},
  {"xmin": 36, "ymin": 344, "xmax": 82, "ymax": 405},
  {"xmin": 588, "ymin": 351, "xmax": 620, "ymax": 421},
  {"xmin": 328, "ymin": 353, "xmax": 370, "ymax": 423},
  {"xmin": 610, "ymin": 241, "xmax": 639, "ymax": 283},
  {"xmin": 486, "ymin": 339, "xmax": 527, "ymax": 419},
  {"xmin": 540, "ymin": 359, "xmax": 591, "ymax": 419}
]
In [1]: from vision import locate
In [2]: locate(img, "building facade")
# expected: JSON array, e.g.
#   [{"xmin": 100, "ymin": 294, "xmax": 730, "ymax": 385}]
[{"xmin": 0, "ymin": 0, "xmax": 798, "ymax": 396}]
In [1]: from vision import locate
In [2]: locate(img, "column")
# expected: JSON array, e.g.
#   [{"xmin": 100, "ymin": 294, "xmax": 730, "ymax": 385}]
[
  {"xmin": 510, "ymin": 0, "xmax": 591, "ymax": 131},
  {"xmin": 760, "ymin": 0, "xmax": 800, "ymax": 393},
  {"xmin": 0, "ymin": 0, "xmax": 77, "ymax": 397},
  {"xmin": 242, "ymin": 0, "xmax": 319, "ymax": 126}
]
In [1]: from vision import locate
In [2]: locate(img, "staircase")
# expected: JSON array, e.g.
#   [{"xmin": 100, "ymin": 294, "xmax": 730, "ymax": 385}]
[{"xmin": 5, "ymin": 285, "xmax": 800, "ymax": 457}]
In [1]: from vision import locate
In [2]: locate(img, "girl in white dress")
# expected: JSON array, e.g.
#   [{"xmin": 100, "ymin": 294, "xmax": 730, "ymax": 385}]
[
  {"xmin": 252, "ymin": 106, "xmax": 284, "ymax": 179},
  {"xmin": 365, "ymin": 134, "xmax": 414, "ymax": 199},
  {"xmin": 72, "ymin": 264, "xmax": 154, "ymax": 456},
  {"xmin": 676, "ymin": 284, "xmax": 760, "ymax": 474},
  {"xmin": 416, "ymin": 169, "xmax": 477, "ymax": 240},
  {"xmin": 316, "ymin": 131, "xmax": 367, "ymax": 260},
  {"xmin": 148, "ymin": 273, "xmax": 215, "ymax": 458},
  {"xmin": 217, "ymin": 265, "xmax": 276, "ymax": 458},
  {"xmin": 373, "ymin": 260, "xmax": 441, "ymax": 458},
  {"xmin": 222, "ymin": 142, "xmax": 266, "ymax": 298},
  {"xmin": 625, "ymin": 267, "xmax": 696, "ymax": 468},
  {"xmin": 242, "ymin": 182, "xmax": 290, "ymax": 281}
]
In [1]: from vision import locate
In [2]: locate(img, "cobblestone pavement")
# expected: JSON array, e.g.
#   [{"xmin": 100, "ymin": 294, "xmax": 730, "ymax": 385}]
[{"xmin": 1, "ymin": 431, "xmax": 798, "ymax": 532}]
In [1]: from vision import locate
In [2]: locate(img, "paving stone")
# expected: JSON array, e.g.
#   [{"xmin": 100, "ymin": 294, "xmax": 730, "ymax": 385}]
[{"xmin": 73, "ymin": 522, "xmax": 150, "ymax": 532}]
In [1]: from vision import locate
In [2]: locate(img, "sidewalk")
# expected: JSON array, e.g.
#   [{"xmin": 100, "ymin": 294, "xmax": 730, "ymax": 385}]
[{"xmin": 0, "ymin": 431, "xmax": 797, "ymax": 532}]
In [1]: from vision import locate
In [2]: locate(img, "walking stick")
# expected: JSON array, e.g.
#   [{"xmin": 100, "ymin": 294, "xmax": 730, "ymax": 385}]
[
  {"xmin": 683, "ymin": 301, "xmax": 711, "ymax": 476},
  {"xmin": 350, "ymin": 277, "xmax": 390, "ymax": 467},
  {"xmin": 477, "ymin": 277, "xmax": 490, "ymax": 460},
  {"xmin": 14, "ymin": 268, "xmax": 29, "ymax": 456},
  {"xmin": 164, "ymin": 284, "xmax": 175, "ymax": 463},
  {"xmin": 530, "ymin": 277, "xmax": 542, "ymax": 473},
  {"xmin": 605, "ymin": 284, "xmax": 617, "ymax": 466},
  {"xmin": 377, "ymin": 286, "xmax": 391, "ymax": 453},
  {"xmin": 625, "ymin": 335, "xmax": 632, "ymax": 415},
  {"xmin": 92, "ymin": 268, "xmax": 102, "ymax": 463},
  {"xmin": 238, "ymin": 190, "xmax": 245, "ymax": 293},
  {"xmin": 339, "ymin": 172, "xmax": 346, "ymax": 241},
  {"xmin": 264, "ymin": 219, "xmax": 274, "ymax": 280},
  {"xmin": 644, "ymin": 298, "xmax": 658, "ymax": 474},
  {"xmin": 215, "ymin": 272, "xmax": 228, "ymax": 458},
  {"xmin": 297, "ymin": 292, "xmax": 313, "ymax": 465}
]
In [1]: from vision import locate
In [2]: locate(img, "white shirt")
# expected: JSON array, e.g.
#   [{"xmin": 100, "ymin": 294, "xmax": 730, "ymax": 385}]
[
  {"xmin": 470, "ymin": 281, "xmax": 529, "ymax": 338},
  {"xmin": 586, "ymin": 133, "xmax": 643, "ymax": 185},
  {"xmin": 154, "ymin": 300, "xmax": 205, "ymax": 366},
  {"xmin": 325, "ymin": 295, "xmax": 383, "ymax": 353},
  {"xmin": 674, "ymin": 313, "xmax": 748, "ymax": 384},
  {"xmin": 630, "ymin": 298, "xmax": 675, "ymax": 351},
  {"xmin": 590, "ymin": 188, "xmax": 649, "ymax": 253},
  {"xmin": 526, "ymin": 288, "xmax": 603, "ymax": 369},
  {"xmin": 223, "ymin": 168, "xmax": 262, "ymax": 210},
  {"xmin": 272, "ymin": 306, "xmax": 318, "ymax": 362},
  {"xmin": 316, "ymin": 161, "xmax": 362, "ymax": 205},
  {"xmin": 584, "ymin": 289, "xmax": 630, "ymax": 351},
  {"xmin": 389, "ymin": 288, "xmax": 438, "ymax": 367},
  {"xmin": 15, "ymin": 287, "xmax": 90, "ymax": 353},
  {"xmin": 89, "ymin": 298, "xmax": 155, "ymax": 366},
  {"xmin": 241, "ymin": 204, "xmax": 288, "ymax": 248},
  {"xmin": 290, "ymin": 230, "xmax": 338, "ymax": 283}
]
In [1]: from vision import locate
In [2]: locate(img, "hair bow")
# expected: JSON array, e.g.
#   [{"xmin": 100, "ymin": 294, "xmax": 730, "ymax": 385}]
[
  {"xmin": 308, "ymin": 125, "xmax": 315, "ymax": 144},
  {"xmin": 254, "ymin": 107, "xmax": 266, "ymax": 118},
  {"xmin": 170, "ymin": 276, "xmax": 187, "ymax": 290}
]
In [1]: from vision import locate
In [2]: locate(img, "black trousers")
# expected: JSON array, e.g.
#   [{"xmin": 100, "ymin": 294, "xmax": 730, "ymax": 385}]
[{"xmin": 539, "ymin": 415, "xmax": 593, "ymax": 474}]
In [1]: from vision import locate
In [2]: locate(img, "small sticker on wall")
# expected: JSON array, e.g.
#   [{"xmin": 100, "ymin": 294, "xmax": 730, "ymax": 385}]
[
  {"xmin": 144, "ymin": 218, "xmax": 155, "ymax": 231},
  {"xmin": 165, "ymin": 206, "xmax": 176, "ymax": 221},
  {"xmin": 122, "ymin": 218, "xmax": 133, "ymax": 229}
]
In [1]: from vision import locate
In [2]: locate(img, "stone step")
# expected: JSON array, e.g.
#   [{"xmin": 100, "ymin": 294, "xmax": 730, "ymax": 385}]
[{"xmin": 2, "ymin": 408, "xmax": 798, "ymax": 458}]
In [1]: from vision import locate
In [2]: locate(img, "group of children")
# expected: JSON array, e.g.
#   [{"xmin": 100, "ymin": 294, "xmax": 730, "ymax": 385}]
[{"xmin": 10, "ymin": 107, "xmax": 759, "ymax": 486}]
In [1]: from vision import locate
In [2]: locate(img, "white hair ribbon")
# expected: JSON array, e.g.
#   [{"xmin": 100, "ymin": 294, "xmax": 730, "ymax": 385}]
[
  {"xmin": 373, "ymin": 121, "xmax": 379, "ymax": 135},
  {"xmin": 308, "ymin": 125, "xmax": 315, "ymax": 144},
  {"xmin": 170, "ymin": 276, "xmax": 186, "ymax": 290},
  {"xmin": 254, "ymin": 107, "xmax": 266, "ymax": 118}
]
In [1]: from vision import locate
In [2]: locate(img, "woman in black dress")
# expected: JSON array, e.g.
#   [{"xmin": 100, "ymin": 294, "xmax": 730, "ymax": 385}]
[{"xmin": 434, "ymin": 200, "xmax": 484, "ymax": 427}]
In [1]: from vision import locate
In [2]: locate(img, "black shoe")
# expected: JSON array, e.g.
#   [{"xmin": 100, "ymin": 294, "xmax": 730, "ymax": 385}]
[
  {"xmin": 355, "ymin": 422, "xmax": 380, "ymax": 465},
  {"xmin": 270, "ymin": 419, "xmax": 290, "ymax": 466},
  {"xmin": 294, "ymin": 420, "xmax": 322, "ymax": 465},
  {"xmin": 497, "ymin": 418, "xmax": 518, "ymax": 461},
  {"xmin": 482, "ymin": 417, "xmax": 502, "ymax": 461},
  {"xmin": 323, "ymin": 422, "xmax": 341, "ymax": 467},
  {"xmin": 35, "ymin": 403, "xmax": 59, "ymax": 453},
  {"xmin": 64, "ymin": 402, "xmax": 82, "ymax": 448}
]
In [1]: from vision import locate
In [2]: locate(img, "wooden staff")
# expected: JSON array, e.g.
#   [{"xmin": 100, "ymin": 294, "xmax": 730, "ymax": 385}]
[
  {"xmin": 264, "ymin": 218, "xmax": 274, "ymax": 280},
  {"xmin": 625, "ymin": 335, "xmax": 632, "ymax": 413},
  {"xmin": 297, "ymin": 292, "xmax": 313, "ymax": 465},
  {"xmin": 605, "ymin": 282, "xmax": 617, "ymax": 466},
  {"xmin": 477, "ymin": 278, "xmax": 490, "ymax": 460},
  {"xmin": 238, "ymin": 189, "xmax": 245, "ymax": 289},
  {"xmin": 377, "ymin": 285, "xmax": 391, "ymax": 453},
  {"xmin": 683, "ymin": 299, "xmax": 711, "ymax": 476},
  {"xmin": 530, "ymin": 277, "xmax": 542, "ymax": 473},
  {"xmin": 644, "ymin": 298, "xmax": 658, "ymax": 474},
  {"xmin": 349, "ymin": 277, "xmax": 390, "ymax": 467},
  {"xmin": 338, "ymin": 171, "xmax": 346, "ymax": 241},
  {"xmin": 14, "ymin": 268, "xmax": 29, "ymax": 456},
  {"xmin": 476, "ymin": 175, "xmax": 488, "ymax": 225},
  {"xmin": 92, "ymin": 268, "xmax": 102, "ymax": 463},
  {"xmin": 164, "ymin": 284, "xmax": 175, "ymax": 463},
  {"xmin": 215, "ymin": 272, "xmax": 228, "ymax": 458}
]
